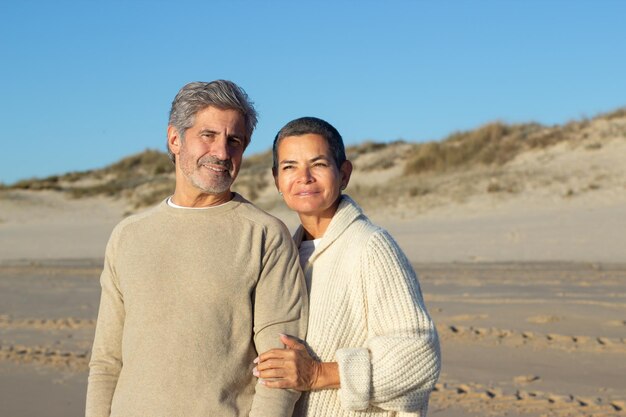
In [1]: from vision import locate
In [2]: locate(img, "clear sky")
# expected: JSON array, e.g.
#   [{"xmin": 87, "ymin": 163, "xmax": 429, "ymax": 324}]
[{"xmin": 1, "ymin": 1, "xmax": 625, "ymax": 184}]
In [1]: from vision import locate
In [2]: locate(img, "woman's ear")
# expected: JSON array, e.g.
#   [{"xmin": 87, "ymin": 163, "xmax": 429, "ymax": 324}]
[
  {"xmin": 272, "ymin": 167, "xmax": 280, "ymax": 192},
  {"xmin": 339, "ymin": 160, "xmax": 353, "ymax": 190}
]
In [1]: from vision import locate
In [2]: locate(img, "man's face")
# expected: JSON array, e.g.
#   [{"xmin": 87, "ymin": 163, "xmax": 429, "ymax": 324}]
[{"xmin": 170, "ymin": 106, "xmax": 247, "ymax": 196}]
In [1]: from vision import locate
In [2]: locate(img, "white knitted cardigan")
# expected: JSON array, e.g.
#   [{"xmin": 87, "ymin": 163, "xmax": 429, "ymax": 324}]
[{"xmin": 292, "ymin": 195, "xmax": 440, "ymax": 417}]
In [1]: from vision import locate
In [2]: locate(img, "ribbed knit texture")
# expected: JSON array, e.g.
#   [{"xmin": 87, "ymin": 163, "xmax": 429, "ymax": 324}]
[
  {"xmin": 293, "ymin": 195, "xmax": 440, "ymax": 417},
  {"xmin": 86, "ymin": 194, "xmax": 308, "ymax": 417}
]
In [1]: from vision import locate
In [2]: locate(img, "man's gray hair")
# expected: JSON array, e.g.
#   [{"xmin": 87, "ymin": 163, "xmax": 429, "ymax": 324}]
[{"xmin": 167, "ymin": 80, "xmax": 258, "ymax": 163}]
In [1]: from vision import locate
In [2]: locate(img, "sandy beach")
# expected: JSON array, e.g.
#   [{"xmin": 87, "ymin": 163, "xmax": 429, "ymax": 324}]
[
  {"xmin": 1, "ymin": 258, "xmax": 624, "ymax": 417},
  {"xmin": 1, "ymin": 187, "xmax": 625, "ymax": 417}
]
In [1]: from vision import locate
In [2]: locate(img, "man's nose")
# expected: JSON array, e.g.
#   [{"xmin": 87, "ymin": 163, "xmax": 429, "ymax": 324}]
[{"xmin": 210, "ymin": 137, "xmax": 230, "ymax": 160}]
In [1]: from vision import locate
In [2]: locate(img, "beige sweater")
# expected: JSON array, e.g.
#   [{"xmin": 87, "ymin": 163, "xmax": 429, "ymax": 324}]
[
  {"xmin": 293, "ymin": 196, "xmax": 440, "ymax": 417},
  {"xmin": 86, "ymin": 194, "xmax": 308, "ymax": 417}
]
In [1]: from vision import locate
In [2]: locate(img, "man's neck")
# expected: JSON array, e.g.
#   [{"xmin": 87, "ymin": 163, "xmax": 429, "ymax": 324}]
[{"xmin": 171, "ymin": 189, "xmax": 234, "ymax": 208}]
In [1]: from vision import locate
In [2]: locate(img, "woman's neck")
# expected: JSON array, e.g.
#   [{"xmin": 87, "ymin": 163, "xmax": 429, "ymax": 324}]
[{"xmin": 298, "ymin": 200, "xmax": 340, "ymax": 240}]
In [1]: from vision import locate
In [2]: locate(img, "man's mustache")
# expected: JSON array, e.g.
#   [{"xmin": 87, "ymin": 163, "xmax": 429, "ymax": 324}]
[{"xmin": 198, "ymin": 156, "xmax": 232, "ymax": 171}]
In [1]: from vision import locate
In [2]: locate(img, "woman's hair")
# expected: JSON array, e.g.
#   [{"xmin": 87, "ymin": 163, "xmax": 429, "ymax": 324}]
[
  {"xmin": 167, "ymin": 80, "xmax": 258, "ymax": 163},
  {"xmin": 272, "ymin": 117, "xmax": 346, "ymax": 171}
]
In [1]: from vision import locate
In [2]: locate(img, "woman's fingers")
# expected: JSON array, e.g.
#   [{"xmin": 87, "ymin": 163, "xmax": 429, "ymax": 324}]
[
  {"xmin": 253, "ymin": 336, "xmax": 321, "ymax": 391},
  {"xmin": 254, "ymin": 334, "xmax": 306, "ymax": 365},
  {"xmin": 253, "ymin": 363, "xmax": 300, "ymax": 389},
  {"xmin": 260, "ymin": 378, "xmax": 297, "ymax": 389},
  {"xmin": 255, "ymin": 358, "xmax": 297, "ymax": 373},
  {"xmin": 254, "ymin": 366, "xmax": 290, "ymax": 379},
  {"xmin": 279, "ymin": 333, "xmax": 306, "ymax": 350},
  {"xmin": 256, "ymin": 348, "xmax": 296, "ymax": 366}
]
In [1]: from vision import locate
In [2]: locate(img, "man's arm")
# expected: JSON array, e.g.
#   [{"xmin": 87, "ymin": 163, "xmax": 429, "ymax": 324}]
[
  {"xmin": 249, "ymin": 224, "xmax": 308, "ymax": 417},
  {"xmin": 86, "ymin": 232, "xmax": 125, "ymax": 417}
]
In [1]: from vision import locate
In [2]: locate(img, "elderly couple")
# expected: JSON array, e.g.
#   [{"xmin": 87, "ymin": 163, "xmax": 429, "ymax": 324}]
[{"xmin": 86, "ymin": 80, "xmax": 440, "ymax": 417}]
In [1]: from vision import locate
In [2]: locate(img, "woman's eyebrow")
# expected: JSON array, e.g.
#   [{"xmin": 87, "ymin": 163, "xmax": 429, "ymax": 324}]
[
  {"xmin": 309, "ymin": 155, "xmax": 329, "ymax": 162},
  {"xmin": 279, "ymin": 159, "xmax": 298, "ymax": 165}
]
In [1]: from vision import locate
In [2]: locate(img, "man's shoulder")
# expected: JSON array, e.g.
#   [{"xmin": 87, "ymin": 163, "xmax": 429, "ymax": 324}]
[
  {"xmin": 233, "ymin": 194, "xmax": 289, "ymax": 231},
  {"xmin": 110, "ymin": 200, "xmax": 164, "ymax": 237}
]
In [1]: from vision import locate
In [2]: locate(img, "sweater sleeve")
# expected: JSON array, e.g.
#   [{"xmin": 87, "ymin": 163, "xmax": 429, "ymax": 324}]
[
  {"xmin": 249, "ymin": 224, "xmax": 308, "ymax": 417},
  {"xmin": 86, "ymin": 229, "xmax": 125, "ymax": 417},
  {"xmin": 336, "ymin": 230, "xmax": 441, "ymax": 413}
]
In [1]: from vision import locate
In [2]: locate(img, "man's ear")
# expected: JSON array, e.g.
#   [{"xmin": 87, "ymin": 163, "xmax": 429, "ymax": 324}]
[
  {"xmin": 339, "ymin": 160, "xmax": 353, "ymax": 190},
  {"xmin": 167, "ymin": 125, "xmax": 182, "ymax": 157}
]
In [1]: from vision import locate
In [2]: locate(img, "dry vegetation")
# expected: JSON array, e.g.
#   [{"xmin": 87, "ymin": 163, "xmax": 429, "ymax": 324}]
[
  {"xmin": 4, "ymin": 108, "xmax": 626, "ymax": 213},
  {"xmin": 7, "ymin": 150, "xmax": 175, "ymax": 209},
  {"xmin": 402, "ymin": 119, "xmax": 594, "ymax": 176}
]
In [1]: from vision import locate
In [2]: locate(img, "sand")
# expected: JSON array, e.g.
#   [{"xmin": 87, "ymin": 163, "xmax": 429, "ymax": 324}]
[{"xmin": 1, "ymin": 184, "xmax": 625, "ymax": 416}]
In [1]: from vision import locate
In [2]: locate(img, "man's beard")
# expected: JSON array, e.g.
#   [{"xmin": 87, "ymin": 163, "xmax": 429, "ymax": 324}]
[{"xmin": 182, "ymin": 154, "xmax": 235, "ymax": 195}]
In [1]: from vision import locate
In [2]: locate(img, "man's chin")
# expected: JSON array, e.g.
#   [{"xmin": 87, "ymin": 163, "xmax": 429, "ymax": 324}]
[{"xmin": 190, "ymin": 180, "xmax": 233, "ymax": 195}]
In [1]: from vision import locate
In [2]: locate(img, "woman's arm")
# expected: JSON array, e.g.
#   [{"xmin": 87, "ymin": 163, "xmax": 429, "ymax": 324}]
[
  {"xmin": 334, "ymin": 230, "xmax": 440, "ymax": 412},
  {"xmin": 253, "ymin": 334, "xmax": 339, "ymax": 391},
  {"xmin": 254, "ymin": 229, "xmax": 441, "ymax": 411}
]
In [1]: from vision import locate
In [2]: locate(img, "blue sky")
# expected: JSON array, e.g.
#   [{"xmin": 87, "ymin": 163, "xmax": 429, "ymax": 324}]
[{"xmin": 1, "ymin": 1, "xmax": 625, "ymax": 184}]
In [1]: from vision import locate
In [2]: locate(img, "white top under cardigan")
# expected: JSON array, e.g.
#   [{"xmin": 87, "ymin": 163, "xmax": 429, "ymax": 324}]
[{"xmin": 292, "ymin": 195, "xmax": 441, "ymax": 417}]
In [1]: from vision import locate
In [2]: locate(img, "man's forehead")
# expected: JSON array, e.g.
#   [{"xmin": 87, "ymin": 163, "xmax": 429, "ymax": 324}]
[{"xmin": 195, "ymin": 106, "xmax": 246, "ymax": 127}]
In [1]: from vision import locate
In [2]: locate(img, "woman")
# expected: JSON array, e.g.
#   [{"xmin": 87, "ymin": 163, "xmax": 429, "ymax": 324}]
[{"xmin": 254, "ymin": 117, "xmax": 440, "ymax": 416}]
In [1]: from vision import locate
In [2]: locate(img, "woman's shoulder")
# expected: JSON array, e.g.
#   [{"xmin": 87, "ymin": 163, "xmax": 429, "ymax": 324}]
[{"xmin": 356, "ymin": 221, "xmax": 403, "ymax": 252}]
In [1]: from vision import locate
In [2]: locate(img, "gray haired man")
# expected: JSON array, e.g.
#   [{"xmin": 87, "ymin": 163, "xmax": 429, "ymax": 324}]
[{"xmin": 86, "ymin": 80, "xmax": 308, "ymax": 417}]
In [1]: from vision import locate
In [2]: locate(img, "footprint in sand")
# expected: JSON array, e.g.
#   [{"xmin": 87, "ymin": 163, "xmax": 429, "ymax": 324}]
[
  {"xmin": 526, "ymin": 315, "xmax": 560, "ymax": 324},
  {"xmin": 513, "ymin": 374, "xmax": 541, "ymax": 385}
]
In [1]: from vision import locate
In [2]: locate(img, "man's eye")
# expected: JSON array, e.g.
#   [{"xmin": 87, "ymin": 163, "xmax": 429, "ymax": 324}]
[{"xmin": 229, "ymin": 137, "xmax": 243, "ymax": 146}]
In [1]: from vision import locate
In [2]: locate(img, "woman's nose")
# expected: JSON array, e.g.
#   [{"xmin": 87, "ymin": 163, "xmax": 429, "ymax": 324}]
[{"xmin": 298, "ymin": 168, "xmax": 314, "ymax": 183}]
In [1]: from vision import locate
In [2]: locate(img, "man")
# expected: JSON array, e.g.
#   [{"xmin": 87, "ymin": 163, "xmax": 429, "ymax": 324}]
[{"xmin": 86, "ymin": 80, "xmax": 308, "ymax": 417}]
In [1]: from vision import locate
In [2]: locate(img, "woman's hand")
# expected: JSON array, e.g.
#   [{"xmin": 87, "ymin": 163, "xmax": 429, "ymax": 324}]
[{"xmin": 253, "ymin": 334, "xmax": 339, "ymax": 391}]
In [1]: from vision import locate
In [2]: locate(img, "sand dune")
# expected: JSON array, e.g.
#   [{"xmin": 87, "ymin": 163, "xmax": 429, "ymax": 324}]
[{"xmin": 1, "ymin": 112, "xmax": 625, "ymax": 416}]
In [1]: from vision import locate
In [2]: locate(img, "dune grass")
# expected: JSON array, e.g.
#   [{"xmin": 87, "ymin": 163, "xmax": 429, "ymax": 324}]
[
  {"xmin": 5, "ymin": 108, "xmax": 625, "ymax": 209},
  {"xmin": 402, "ymin": 119, "xmax": 587, "ymax": 176}
]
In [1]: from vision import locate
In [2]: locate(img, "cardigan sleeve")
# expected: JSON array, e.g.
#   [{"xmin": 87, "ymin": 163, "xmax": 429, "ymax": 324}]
[
  {"xmin": 86, "ymin": 228, "xmax": 125, "ymax": 417},
  {"xmin": 335, "ymin": 230, "xmax": 440, "ymax": 413}
]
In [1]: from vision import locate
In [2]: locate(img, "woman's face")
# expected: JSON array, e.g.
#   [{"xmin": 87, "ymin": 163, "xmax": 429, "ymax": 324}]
[{"xmin": 274, "ymin": 134, "xmax": 351, "ymax": 217}]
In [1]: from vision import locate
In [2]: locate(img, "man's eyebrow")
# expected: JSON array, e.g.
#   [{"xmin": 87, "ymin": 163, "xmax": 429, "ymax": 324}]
[{"xmin": 197, "ymin": 129, "xmax": 245, "ymax": 139}]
